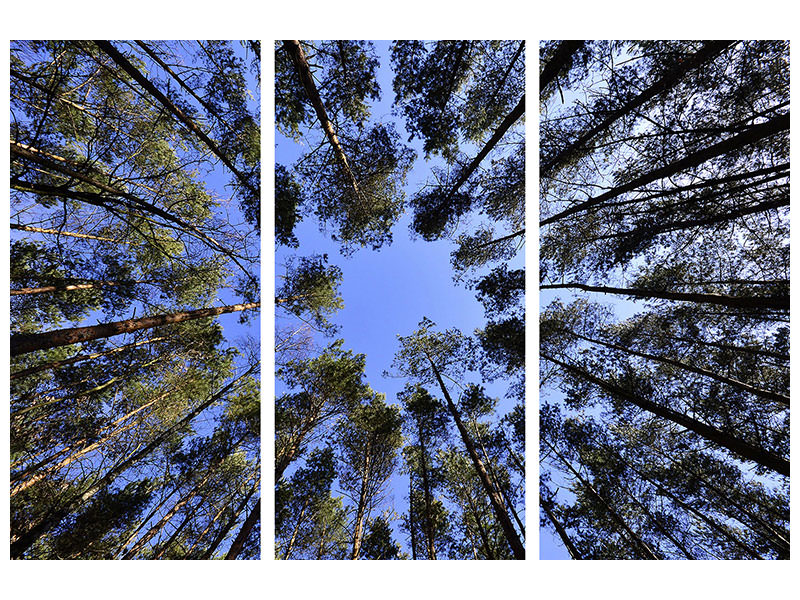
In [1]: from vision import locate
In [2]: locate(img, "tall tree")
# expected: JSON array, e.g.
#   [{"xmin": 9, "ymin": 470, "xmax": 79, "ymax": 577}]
[
  {"xmin": 335, "ymin": 393, "xmax": 403, "ymax": 559},
  {"xmin": 390, "ymin": 319, "xmax": 525, "ymax": 559}
]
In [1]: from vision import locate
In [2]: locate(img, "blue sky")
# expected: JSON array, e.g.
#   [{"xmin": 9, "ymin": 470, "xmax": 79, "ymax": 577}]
[{"xmin": 276, "ymin": 40, "xmax": 524, "ymax": 555}]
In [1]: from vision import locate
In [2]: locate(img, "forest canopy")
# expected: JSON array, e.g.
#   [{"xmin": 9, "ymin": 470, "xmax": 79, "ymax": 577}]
[
  {"xmin": 539, "ymin": 40, "xmax": 789, "ymax": 560},
  {"xmin": 10, "ymin": 40, "xmax": 261, "ymax": 560}
]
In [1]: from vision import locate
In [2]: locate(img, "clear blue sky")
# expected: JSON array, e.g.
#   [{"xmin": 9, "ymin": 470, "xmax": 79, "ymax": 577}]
[{"xmin": 276, "ymin": 40, "xmax": 523, "ymax": 555}]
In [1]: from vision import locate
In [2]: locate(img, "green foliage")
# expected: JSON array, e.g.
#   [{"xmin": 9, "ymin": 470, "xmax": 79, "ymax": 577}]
[
  {"xmin": 276, "ymin": 254, "xmax": 344, "ymax": 335},
  {"xmin": 299, "ymin": 122, "xmax": 416, "ymax": 253},
  {"xmin": 360, "ymin": 515, "xmax": 405, "ymax": 560},
  {"xmin": 275, "ymin": 164, "xmax": 304, "ymax": 248}
]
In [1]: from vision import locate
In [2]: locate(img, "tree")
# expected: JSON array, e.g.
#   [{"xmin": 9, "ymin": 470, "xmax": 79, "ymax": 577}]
[
  {"xmin": 277, "ymin": 40, "xmax": 415, "ymax": 253},
  {"xmin": 276, "ymin": 254, "xmax": 343, "ymax": 336},
  {"xmin": 399, "ymin": 384, "xmax": 450, "ymax": 559},
  {"xmin": 275, "ymin": 340, "xmax": 368, "ymax": 482},
  {"xmin": 274, "ymin": 39, "xmax": 527, "ymax": 562},
  {"xmin": 390, "ymin": 319, "xmax": 525, "ymax": 559},
  {"xmin": 275, "ymin": 447, "xmax": 339, "ymax": 559},
  {"xmin": 335, "ymin": 393, "xmax": 403, "ymax": 559}
]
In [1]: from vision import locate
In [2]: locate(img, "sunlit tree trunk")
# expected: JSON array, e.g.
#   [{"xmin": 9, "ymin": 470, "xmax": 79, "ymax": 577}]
[
  {"xmin": 11, "ymin": 222, "xmax": 124, "ymax": 243},
  {"xmin": 11, "ymin": 368, "xmax": 253, "ymax": 558},
  {"xmin": 201, "ymin": 480, "xmax": 259, "ymax": 560},
  {"xmin": 423, "ymin": 351, "xmax": 525, "ymax": 559},
  {"xmin": 350, "ymin": 439, "xmax": 372, "ymax": 560},
  {"xmin": 283, "ymin": 496, "xmax": 311, "ymax": 560},
  {"xmin": 12, "ymin": 302, "xmax": 259, "ymax": 356}
]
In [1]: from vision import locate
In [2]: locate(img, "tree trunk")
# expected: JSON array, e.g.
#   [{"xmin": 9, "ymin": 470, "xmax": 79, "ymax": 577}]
[
  {"xmin": 201, "ymin": 479, "xmax": 259, "ymax": 560},
  {"xmin": 11, "ymin": 280, "xmax": 137, "ymax": 296},
  {"xmin": 224, "ymin": 498, "xmax": 260, "ymax": 560},
  {"xmin": 152, "ymin": 498, "xmax": 205, "ymax": 559},
  {"xmin": 616, "ymin": 477, "xmax": 695, "ymax": 559},
  {"xmin": 283, "ymin": 496, "xmax": 310, "ymax": 560},
  {"xmin": 134, "ymin": 40, "xmax": 234, "ymax": 133},
  {"xmin": 10, "ymin": 151, "xmax": 255, "ymax": 284},
  {"xmin": 12, "ymin": 412, "xmax": 142, "ymax": 497},
  {"xmin": 11, "ymin": 302, "xmax": 259, "ymax": 356},
  {"xmin": 316, "ymin": 521, "xmax": 328, "ymax": 560},
  {"xmin": 627, "ymin": 460, "xmax": 763, "ymax": 559},
  {"xmin": 476, "ymin": 228, "xmax": 525, "ymax": 249},
  {"xmin": 185, "ymin": 493, "xmax": 236, "ymax": 556},
  {"xmin": 440, "ymin": 41, "xmax": 470, "ymax": 111},
  {"xmin": 539, "ymin": 282, "xmax": 788, "ymax": 311},
  {"xmin": 667, "ymin": 333, "xmax": 789, "ymax": 362},
  {"xmin": 275, "ymin": 409, "xmax": 321, "ymax": 483},
  {"xmin": 424, "ymin": 351, "xmax": 525, "ymax": 559},
  {"xmin": 592, "ymin": 163, "xmax": 788, "ymax": 211},
  {"xmin": 350, "ymin": 439, "xmax": 372, "ymax": 560},
  {"xmin": 282, "ymin": 40, "xmax": 361, "ymax": 201},
  {"xmin": 417, "ymin": 420, "xmax": 436, "ymax": 559},
  {"xmin": 654, "ymin": 448, "xmax": 790, "ymax": 555},
  {"xmin": 122, "ymin": 458, "xmax": 222, "ymax": 559},
  {"xmin": 113, "ymin": 483, "xmax": 182, "ymax": 559},
  {"xmin": 541, "ymin": 352, "xmax": 790, "ymax": 476},
  {"xmin": 408, "ymin": 474, "xmax": 418, "ymax": 560},
  {"xmin": 462, "ymin": 483, "xmax": 495, "ymax": 560},
  {"xmin": 487, "ymin": 41, "xmax": 525, "ymax": 106},
  {"xmin": 590, "ymin": 195, "xmax": 789, "ymax": 244},
  {"xmin": 471, "ymin": 417, "xmax": 525, "ymax": 537},
  {"xmin": 541, "ymin": 112, "xmax": 789, "ymax": 226}
]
